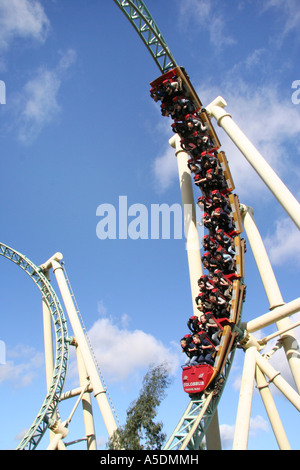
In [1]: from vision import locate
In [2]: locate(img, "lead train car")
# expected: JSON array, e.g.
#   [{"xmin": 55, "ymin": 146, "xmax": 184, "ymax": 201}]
[{"xmin": 150, "ymin": 67, "xmax": 246, "ymax": 396}]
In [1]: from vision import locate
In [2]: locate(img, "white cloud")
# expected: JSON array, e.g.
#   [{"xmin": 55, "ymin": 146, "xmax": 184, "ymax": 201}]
[
  {"xmin": 178, "ymin": 0, "xmax": 235, "ymax": 50},
  {"xmin": 0, "ymin": 1, "xmax": 77, "ymax": 142},
  {"xmin": 0, "ymin": 343, "xmax": 44, "ymax": 388},
  {"xmin": 97, "ymin": 300, "xmax": 108, "ymax": 317},
  {"xmin": 219, "ymin": 423, "xmax": 235, "ymax": 448},
  {"xmin": 262, "ymin": 0, "xmax": 300, "ymax": 39},
  {"xmin": 19, "ymin": 68, "xmax": 61, "ymax": 139},
  {"xmin": 244, "ymin": 48, "xmax": 268, "ymax": 69},
  {"xmin": 264, "ymin": 216, "xmax": 300, "ymax": 266},
  {"xmin": 0, "ymin": 0, "xmax": 49, "ymax": 50},
  {"xmin": 152, "ymin": 145, "xmax": 179, "ymax": 193},
  {"xmin": 220, "ymin": 415, "xmax": 269, "ymax": 449},
  {"xmin": 249, "ymin": 415, "xmax": 269, "ymax": 436},
  {"xmin": 232, "ymin": 374, "xmax": 242, "ymax": 392},
  {"xmin": 14, "ymin": 428, "xmax": 28, "ymax": 443},
  {"xmin": 87, "ymin": 312, "xmax": 179, "ymax": 383},
  {"xmin": 16, "ymin": 49, "xmax": 76, "ymax": 143}
]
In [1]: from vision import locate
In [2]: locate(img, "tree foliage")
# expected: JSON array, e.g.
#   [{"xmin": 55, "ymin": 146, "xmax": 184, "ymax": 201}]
[{"xmin": 107, "ymin": 362, "xmax": 172, "ymax": 450}]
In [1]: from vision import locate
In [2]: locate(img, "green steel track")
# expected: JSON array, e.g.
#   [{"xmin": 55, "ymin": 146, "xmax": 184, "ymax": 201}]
[
  {"xmin": 112, "ymin": 0, "xmax": 246, "ymax": 450},
  {"xmin": 0, "ymin": 243, "xmax": 69, "ymax": 450},
  {"xmin": 112, "ymin": 0, "xmax": 177, "ymax": 73}
]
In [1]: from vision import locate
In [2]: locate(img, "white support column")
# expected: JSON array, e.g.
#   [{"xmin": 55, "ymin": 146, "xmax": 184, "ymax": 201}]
[
  {"xmin": 255, "ymin": 365, "xmax": 291, "ymax": 450},
  {"xmin": 241, "ymin": 205, "xmax": 284, "ymax": 309},
  {"xmin": 169, "ymin": 133, "xmax": 203, "ymax": 317},
  {"xmin": 232, "ymin": 346, "xmax": 257, "ymax": 450},
  {"xmin": 246, "ymin": 298, "xmax": 300, "ymax": 333},
  {"xmin": 241, "ymin": 206, "xmax": 300, "ymax": 392},
  {"xmin": 42, "ymin": 274, "xmax": 55, "ymax": 390},
  {"xmin": 205, "ymin": 97, "xmax": 300, "ymax": 230},
  {"xmin": 46, "ymin": 421, "xmax": 69, "ymax": 451},
  {"xmin": 51, "ymin": 259, "xmax": 118, "ymax": 439},
  {"xmin": 255, "ymin": 352, "xmax": 300, "ymax": 411},
  {"xmin": 76, "ymin": 345, "xmax": 97, "ymax": 450}
]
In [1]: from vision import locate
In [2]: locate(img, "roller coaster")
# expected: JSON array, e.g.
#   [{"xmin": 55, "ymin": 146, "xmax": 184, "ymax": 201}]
[
  {"xmin": 1, "ymin": 0, "xmax": 300, "ymax": 451},
  {"xmin": 149, "ymin": 65, "xmax": 246, "ymax": 399}
]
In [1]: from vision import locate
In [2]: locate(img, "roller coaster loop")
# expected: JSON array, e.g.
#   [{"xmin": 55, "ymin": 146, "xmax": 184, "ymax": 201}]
[{"xmin": 0, "ymin": 243, "xmax": 69, "ymax": 450}]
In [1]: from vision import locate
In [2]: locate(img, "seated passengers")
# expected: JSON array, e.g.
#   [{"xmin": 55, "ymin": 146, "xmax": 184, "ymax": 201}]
[
  {"xmin": 201, "ymin": 252, "xmax": 219, "ymax": 273},
  {"xmin": 197, "ymin": 274, "xmax": 215, "ymax": 294},
  {"xmin": 182, "ymin": 134, "xmax": 212, "ymax": 159},
  {"xmin": 180, "ymin": 336, "xmax": 199, "ymax": 367},
  {"xmin": 194, "ymin": 168, "xmax": 226, "ymax": 193},
  {"xmin": 172, "ymin": 120, "xmax": 191, "ymax": 136},
  {"xmin": 192, "ymin": 334, "xmax": 215, "ymax": 366},
  {"xmin": 209, "ymin": 289, "xmax": 230, "ymax": 318},
  {"xmin": 201, "ymin": 213, "xmax": 215, "ymax": 235},
  {"xmin": 172, "ymin": 96, "xmax": 196, "ymax": 118},
  {"xmin": 188, "ymin": 161, "xmax": 203, "ymax": 178},
  {"xmin": 212, "ymin": 270, "xmax": 232, "ymax": 299},
  {"xmin": 150, "ymin": 88, "xmax": 164, "ymax": 102},
  {"xmin": 187, "ymin": 315, "xmax": 200, "ymax": 334},
  {"xmin": 198, "ymin": 313, "xmax": 220, "ymax": 345},
  {"xmin": 163, "ymin": 76, "xmax": 182, "ymax": 97},
  {"xmin": 215, "ymin": 229, "xmax": 235, "ymax": 255},
  {"xmin": 160, "ymin": 99, "xmax": 177, "ymax": 117},
  {"xmin": 184, "ymin": 115, "xmax": 207, "ymax": 133},
  {"xmin": 195, "ymin": 292, "xmax": 213, "ymax": 313},
  {"xmin": 211, "ymin": 207, "xmax": 235, "ymax": 233},
  {"xmin": 215, "ymin": 246, "xmax": 235, "ymax": 273},
  {"xmin": 200, "ymin": 152, "xmax": 220, "ymax": 175},
  {"xmin": 202, "ymin": 235, "xmax": 218, "ymax": 254},
  {"xmin": 211, "ymin": 190, "xmax": 231, "ymax": 214},
  {"xmin": 197, "ymin": 195, "xmax": 213, "ymax": 213}
]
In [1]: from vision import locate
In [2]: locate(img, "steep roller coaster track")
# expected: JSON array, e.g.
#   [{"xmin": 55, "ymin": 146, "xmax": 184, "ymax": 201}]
[
  {"xmin": 113, "ymin": 0, "xmax": 246, "ymax": 450},
  {"xmin": 1, "ymin": 1, "xmax": 243, "ymax": 450}
]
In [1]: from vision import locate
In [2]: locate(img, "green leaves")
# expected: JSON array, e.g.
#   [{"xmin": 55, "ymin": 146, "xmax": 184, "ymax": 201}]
[{"xmin": 107, "ymin": 362, "xmax": 172, "ymax": 450}]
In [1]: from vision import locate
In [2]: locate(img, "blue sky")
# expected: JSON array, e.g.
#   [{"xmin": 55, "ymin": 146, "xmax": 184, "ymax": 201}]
[{"xmin": 0, "ymin": 0, "xmax": 299, "ymax": 450}]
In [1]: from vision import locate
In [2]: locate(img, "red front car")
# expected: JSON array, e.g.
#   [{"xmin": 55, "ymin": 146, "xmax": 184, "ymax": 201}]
[{"xmin": 182, "ymin": 364, "xmax": 215, "ymax": 394}]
